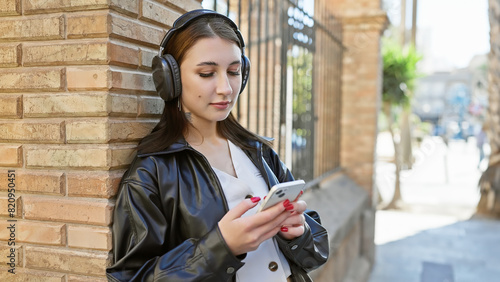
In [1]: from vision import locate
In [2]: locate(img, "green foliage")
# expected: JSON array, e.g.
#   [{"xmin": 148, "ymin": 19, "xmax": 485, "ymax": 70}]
[
  {"xmin": 382, "ymin": 41, "xmax": 422, "ymax": 108},
  {"xmin": 290, "ymin": 49, "xmax": 313, "ymax": 115}
]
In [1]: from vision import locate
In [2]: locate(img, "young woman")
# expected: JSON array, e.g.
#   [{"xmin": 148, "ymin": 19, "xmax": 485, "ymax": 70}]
[{"xmin": 106, "ymin": 9, "xmax": 329, "ymax": 282}]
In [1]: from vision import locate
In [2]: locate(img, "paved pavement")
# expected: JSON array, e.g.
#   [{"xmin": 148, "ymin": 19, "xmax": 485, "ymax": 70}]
[{"xmin": 369, "ymin": 134, "xmax": 500, "ymax": 282}]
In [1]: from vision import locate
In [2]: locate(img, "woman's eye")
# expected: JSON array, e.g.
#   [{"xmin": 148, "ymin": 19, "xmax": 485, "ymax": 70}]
[
  {"xmin": 199, "ymin": 73, "xmax": 213, "ymax": 78},
  {"xmin": 228, "ymin": 71, "xmax": 240, "ymax": 76}
]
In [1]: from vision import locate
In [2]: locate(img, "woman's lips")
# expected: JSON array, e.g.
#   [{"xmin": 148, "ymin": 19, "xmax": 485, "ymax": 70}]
[{"xmin": 210, "ymin": 101, "xmax": 230, "ymax": 109}]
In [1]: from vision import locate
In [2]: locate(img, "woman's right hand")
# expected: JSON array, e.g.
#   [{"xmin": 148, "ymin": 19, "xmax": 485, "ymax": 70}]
[{"xmin": 218, "ymin": 197, "xmax": 292, "ymax": 256}]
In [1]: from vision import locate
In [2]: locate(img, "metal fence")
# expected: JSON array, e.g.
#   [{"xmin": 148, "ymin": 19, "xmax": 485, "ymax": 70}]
[{"xmin": 203, "ymin": 0, "xmax": 343, "ymax": 181}]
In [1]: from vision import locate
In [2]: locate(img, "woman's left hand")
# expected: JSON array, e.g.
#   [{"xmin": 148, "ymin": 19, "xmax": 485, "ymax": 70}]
[{"xmin": 278, "ymin": 200, "xmax": 307, "ymax": 240}]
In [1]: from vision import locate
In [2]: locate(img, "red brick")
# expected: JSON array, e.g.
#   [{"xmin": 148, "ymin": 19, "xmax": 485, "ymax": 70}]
[
  {"xmin": 166, "ymin": 0, "xmax": 202, "ymax": 12},
  {"xmin": 0, "ymin": 95, "xmax": 22, "ymax": 118},
  {"xmin": 0, "ymin": 221, "xmax": 65, "ymax": 246},
  {"xmin": 108, "ymin": 42, "xmax": 139, "ymax": 67},
  {"xmin": 25, "ymin": 145, "xmax": 108, "ymax": 169},
  {"xmin": 140, "ymin": 0, "xmax": 180, "ymax": 27},
  {"xmin": 0, "ymin": 268, "xmax": 64, "ymax": 281},
  {"xmin": 0, "ymin": 68, "xmax": 65, "ymax": 92},
  {"xmin": 0, "ymin": 170, "xmax": 65, "ymax": 195},
  {"xmin": 23, "ymin": 42, "xmax": 108, "ymax": 66},
  {"xmin": 25, "ymin": 145, "xmax": 136, "ymax": 169},
  {"xmin": 111, "ymin": 69, "xmax": 156, "ymax": 93},
  {"xmin": 110, "ymin": 0, "xmax": 139, "ymax": 17},
  {"xmin": 23, "ymin": 196, "xmax": 113, "ymax": 226},
  {"xmin": 25, "ymin": 246, "xmax": 109, "ymax": 276},
  {"xmin": 66, "ymin": 66, "xmax": 110, "ymax": 90},
  {"xmin": 110, "ymin": 13, "xmax": 164, "ymax": 46},
  {"xmin": 67, "ymin": 170, "xmax": 122, "ymax": 198},
  {"xmin": 138, "ymin": 96, "xmax": 163, "ymax": 116},
  {"xmin": 67, "ymin": 13, "xmax": 109, "ymax": 39},
  {"xmin": 0, "ymin": 121, "xmax": 64, "ymax": 143},
  {"xmin": 0, "ymin": 196, "xmax": 22, "ymax": 217},
  {"xmin": 110, "ymin": 120, "xmax": 156, "ymax": 142},
  {"xmin": 110, "ymin": 94, "xmax": 138, "ymax": 116},
  {"xmin": 68, "ymin": 274, "xmax": 107, "ymax": 282},
  {"xmin": 24, "ymin": 93, "xmax": 108, "ymax": 117},
  {"xmin": 0, "ymin": 44, "xmax": 21, "ymax": 67},
  {"xmin": 0, "ymin": 16, "xmax": 64, "ymax": 41},
  {"xmin": 0, "ymin": 244, "xmax": 22, "ymax": 267},
  {"xmin": 24, "ymin": 0, "xmax": 107, "ymax": 14},
  {"xmin": 66, "ymin": 119, "xmax": 108, "ymax": 143},
  {"xmin": 139, "ymin": 48, "xmax": 155, "ymax": 69},
  {"xmin": 67, "ymin": 225, "xmax": 111, "ymax": 250},
  {"xmin": 110, "ymin": 145, "xmax": 137, "ymax": 168},
  {"xmin": 0, "ymin": 145, "xmax": 22, "ymax": 167},
  {"xmin": 0, "ymin": 0, "xmax": 21, "ymax": 16}
]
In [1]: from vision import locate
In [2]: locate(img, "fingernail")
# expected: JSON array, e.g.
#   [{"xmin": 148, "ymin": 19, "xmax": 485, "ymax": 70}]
[
  {"xmin": 299, "ymin": 190, "xmax": 304, "ymax": 196},
  {"xmin": 263, "ymin": 196, "xmax": 267, "ymax": 200},
  {"xmin": 283, "ymin": 199, "xmax": 290, "ymax": 207},
  {"xmin": 281, "ymin": 226, "xmax": 288, "ymax": 232},
  {"xmin": 251, "ymin": 197, "xmax": 261, "ymax": 203},
  {"xmin": 285, "ymin": 204, "xmax": 294, "ymax": 210}
]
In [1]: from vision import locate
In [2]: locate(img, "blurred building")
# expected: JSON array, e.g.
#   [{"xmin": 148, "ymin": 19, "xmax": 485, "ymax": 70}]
[{"xmin": 412, "ymin": 54, "xmax": 488, "ymax": 138}]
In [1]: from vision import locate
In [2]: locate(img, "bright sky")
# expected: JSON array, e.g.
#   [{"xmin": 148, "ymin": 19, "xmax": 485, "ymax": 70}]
[{"xmin": 385, "ymin": 0, "xmax": 490, "ymax": 71}]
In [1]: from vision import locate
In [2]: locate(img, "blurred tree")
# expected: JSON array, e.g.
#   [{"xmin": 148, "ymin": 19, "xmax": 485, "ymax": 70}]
[
  {"xmin": 381, "ymin": 40, "xmax": 421, "ymax": 209},
  {"xmin": 477, "ymin": 0, "xmax": 500, "ymax": 217}
]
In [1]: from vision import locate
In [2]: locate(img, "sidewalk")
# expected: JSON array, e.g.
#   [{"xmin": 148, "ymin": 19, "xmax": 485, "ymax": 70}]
[{"xmin": 369, "ymin": 134, "xmax": 500, "ymax": 282}]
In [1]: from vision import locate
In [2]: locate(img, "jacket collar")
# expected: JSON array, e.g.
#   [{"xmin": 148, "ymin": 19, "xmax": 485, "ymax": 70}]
[{"xmin": 136, "ymin": 136, "xmax": 272, "ymax": 158}]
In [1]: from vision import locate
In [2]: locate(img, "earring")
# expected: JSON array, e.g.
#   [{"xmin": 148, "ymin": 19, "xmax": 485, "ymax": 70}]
[{"xmin": 177, "ymin": 98, "xmax": 182, "ymax": 112}]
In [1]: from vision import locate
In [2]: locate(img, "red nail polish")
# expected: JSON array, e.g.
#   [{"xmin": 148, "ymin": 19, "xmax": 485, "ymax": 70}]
[
  {"xmin": 299, "ymin": 190, "xmax": 304, "ymax": 196},
  {"xmin": 280, "ymin": 226, "xmax": 288, "ymax": 232},
  {"xmin": 283, "ymin": 199, "xmax": 290, "ymax": 207},
  {"xmin": 251, "ymin": 197, "xmax": 261, "ymax": 203},
  {"xmin": 285, "ymin": 204, "xmax": 294, "ymax": 211},
  {"xmin": 263, "ymin": 196, "xmax": 267, "ymax": 200}
]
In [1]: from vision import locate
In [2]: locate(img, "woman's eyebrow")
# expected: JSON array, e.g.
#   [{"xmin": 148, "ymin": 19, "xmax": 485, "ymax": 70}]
[
  {"xmin": 196, "ymin": 60, "xmax": 241, "ymax": 66},
  {"xmin": 197, "ymin": 61, "xmax": 217, "ymax": 66}
]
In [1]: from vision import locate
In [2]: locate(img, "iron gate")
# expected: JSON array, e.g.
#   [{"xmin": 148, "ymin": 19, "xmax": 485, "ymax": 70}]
[{"xmin": 202, "ymin": 0, "xmax": 343, "ymax": 181}]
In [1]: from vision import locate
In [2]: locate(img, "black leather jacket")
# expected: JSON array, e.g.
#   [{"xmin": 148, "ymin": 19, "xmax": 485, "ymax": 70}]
[{"xmin": 106, "ymin": 138, "xmax": 329, "ymax": 282}]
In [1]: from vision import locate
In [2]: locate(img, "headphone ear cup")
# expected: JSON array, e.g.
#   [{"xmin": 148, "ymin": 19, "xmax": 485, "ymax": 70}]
[
  {"xmin": 152, "ymin": 54, "xmax": 182, "ymax": 101},
  {"xmin": 240, "ymin": 55, "xmax": 250, "ymax": 94}
]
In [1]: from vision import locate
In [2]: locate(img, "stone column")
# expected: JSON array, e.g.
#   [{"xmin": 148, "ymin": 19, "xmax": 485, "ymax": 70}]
[
  {"xmin": 0, "ymin": 0, "xmax": 201, "ymax": 279},
  {"xmin": 328, "ymin": 0, "xmax": 388, "ymax": 197}
]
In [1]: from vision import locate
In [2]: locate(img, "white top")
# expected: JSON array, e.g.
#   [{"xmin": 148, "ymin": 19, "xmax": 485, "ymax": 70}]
[{"xmin": 212, "ymin": 140, "xmax": 292, "ymax": 282}]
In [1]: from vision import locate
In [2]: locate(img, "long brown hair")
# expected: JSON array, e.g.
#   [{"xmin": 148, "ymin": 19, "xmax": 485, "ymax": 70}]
[{"xmin": 138, "ymin": 16, "xmax": 271, "ymax": 154}]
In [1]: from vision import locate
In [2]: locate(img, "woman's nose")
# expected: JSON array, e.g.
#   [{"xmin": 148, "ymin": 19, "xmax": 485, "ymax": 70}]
[{"xmin": 217, "ymin": 74, "xmax": 233, "ymax": 96}]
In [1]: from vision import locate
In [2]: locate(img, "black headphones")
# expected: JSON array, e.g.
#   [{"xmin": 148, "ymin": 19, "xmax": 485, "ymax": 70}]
[{"xmin": 151, "ymin": 9, "xmax": 251, "ymax": 102}]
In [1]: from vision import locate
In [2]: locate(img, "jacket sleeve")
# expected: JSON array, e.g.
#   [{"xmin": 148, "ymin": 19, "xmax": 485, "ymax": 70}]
[
  {"xmin": 262, "ymin": 145, "xmax": 330, "ymax": 272},
  {"xmin": 106, "ymin": 161, "xmax": 244, "ymax": 282}
]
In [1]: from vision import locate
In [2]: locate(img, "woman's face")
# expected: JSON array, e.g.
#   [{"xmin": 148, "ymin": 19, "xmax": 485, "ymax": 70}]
[{"xmin": 179, "ymin": 36, "xmax": 242, "ymax": 126}]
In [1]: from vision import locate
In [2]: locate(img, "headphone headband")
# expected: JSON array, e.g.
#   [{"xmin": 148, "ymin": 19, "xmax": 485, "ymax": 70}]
[{"xmin": 158, "ymin": 9, "xmax": 246, "ymax": 57}]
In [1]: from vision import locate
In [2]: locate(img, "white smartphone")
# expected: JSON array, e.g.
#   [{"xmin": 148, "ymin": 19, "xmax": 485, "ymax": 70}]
[{"xmin": 257, "ymin": 180, "xmax": 305, "ymax": 212}]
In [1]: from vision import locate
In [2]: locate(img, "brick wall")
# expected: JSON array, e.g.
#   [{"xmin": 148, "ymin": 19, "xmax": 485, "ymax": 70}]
[
  {"xmin": 0, "ymin": 0, "xmax": 201, "ymax": 280},
  {"xmin": 329, "ymin": 0, "xmax": 387, "ymax": 196}
]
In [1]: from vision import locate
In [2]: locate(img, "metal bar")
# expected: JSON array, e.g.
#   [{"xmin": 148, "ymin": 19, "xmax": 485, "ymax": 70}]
[
  {"xmin": 278, "ymin": 0, "xmax": 286, "ymax": 156},
  {"xmin": 246, "ymin": 0, "xmax": 253, "ymax": 129},
  {"xmin": 264, "ymin": 0, "xmax": 270, "ymax": 136},
  {"xmin": 256, "ymin": 0, "xmax": 262, "ymax": 133},
  {"xmin": 272, "ymin": 0, "xmax": 277, "ymax": 140},
  {"xmin": 236, "ymin": 0, "xmax": 242, "ymax": 119}
]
